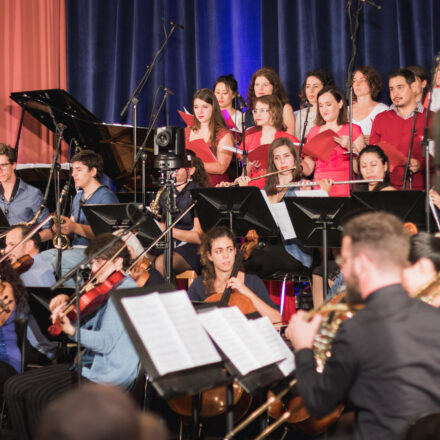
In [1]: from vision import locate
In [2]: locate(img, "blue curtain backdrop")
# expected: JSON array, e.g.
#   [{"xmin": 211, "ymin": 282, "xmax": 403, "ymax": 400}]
[{"xmin": 66, "ymin": 0, "xmax": 440, "ymax": 127}]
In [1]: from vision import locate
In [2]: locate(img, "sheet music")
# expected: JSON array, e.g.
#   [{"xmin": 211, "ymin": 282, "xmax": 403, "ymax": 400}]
[
  {"xmin": 222, "ymin": 145, "xmax": 243, "ymax": 155},
  {"xmin": 294, "ymin": 189, "xmax": 329, "ymax": 197},
  {"xmin": 121, "ymin": 291, "xmax": 220, "ymax": 376},
  {"xmin": 250, "ymin": 317, "xmax": 296, "ymax": 376},
  {"xmin": 198, "ymin": 307, "xmax": 260, "ymax": 375},
  {"xmin": 198, "ymin": 307, "xmax": 285, "ymax": 375},
  {"xmin": 429, "ymin": 197, "xmax": 440, "ymax": 231},
  {"xmin": 261, "ymin": 191, "xmax": 296, "ymax": 240}
]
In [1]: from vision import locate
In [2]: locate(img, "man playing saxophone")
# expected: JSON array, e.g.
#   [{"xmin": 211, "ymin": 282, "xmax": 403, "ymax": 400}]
[{"xmin": 285, "ymin": 212, "xmax": 440, "ymax": 440}]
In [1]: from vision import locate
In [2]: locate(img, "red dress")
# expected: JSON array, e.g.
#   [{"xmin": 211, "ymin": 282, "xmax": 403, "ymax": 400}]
[
  {"xmin": 185, "ymin": 127, "xmax": 231, "ymax": 186},
  {"xmin": 306, "ymin": 124, "xmax": 363, "ymax": 197},
  {"xmin": 242, "ymin": 129, "xmax": 299, "ymax": 189}
]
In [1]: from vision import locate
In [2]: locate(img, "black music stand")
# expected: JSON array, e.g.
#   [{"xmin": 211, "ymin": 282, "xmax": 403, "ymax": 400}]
[
  {"xmin": 82, "ymin": 203, "xmax": 162, "ymax": 247},
  {"xmin": 0, "ymin": 208, "xmax": 10, "ymax": 233},
  {"xmin": 191, "ymin": 187, "xmax": 278, "ymax": 238},
  {"xmin": 350, "ymin": 190, "xmax": 433, "ymax": 231},
  {"xmin": 284, "ymin": 197, "xmax": 352, "ymax": 299}
]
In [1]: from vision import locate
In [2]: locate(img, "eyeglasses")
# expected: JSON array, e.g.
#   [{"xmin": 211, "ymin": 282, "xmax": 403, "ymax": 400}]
[
  {"xmin": 0, "ymin": 163, "xmax": 11, "ymax": 171},
  {"xmin": 252, "ymin": 108, "xmax": 271, "ymax": 115}
]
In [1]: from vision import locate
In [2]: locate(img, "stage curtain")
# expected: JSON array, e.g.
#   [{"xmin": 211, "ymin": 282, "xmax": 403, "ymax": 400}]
[
  {"xmin": 0, "ymin": 0, "xmax": 67, "ymax": 163},
  {"xmin": 65, "ymin": 0, "xmax": 440, "ymax": 128}
]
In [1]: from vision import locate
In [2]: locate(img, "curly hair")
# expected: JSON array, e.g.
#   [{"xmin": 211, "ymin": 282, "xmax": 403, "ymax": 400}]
[
  {"xmin": 352, "ymin": 66, "xmax": 383, "ymax": 101},
  {"xmin": 213, "ymin": 74, "xmax": 239, "ymax": 109},
  {"xmin": 200, "ymin": 226, "xmax": 236, "ymax": 297},
  {"xmin": 298, "ymin": 69, "xmax": 335, "ymax": 108},
  {"xmin": 254, "ymin": 95, "xmax": 285, "ymax": 131},
  {"xmin": 191, "ymin": 88, "xmax": 229, "ymax": 156},
  {"xmin": 315, "ymin": 86, "xmax": 348, "ymax": 126},
  {"xmin": 263, "ymin": 138, "xmax": 302, "ymax": 196},
  {"xmin": 0, "ymin": 261, "xmax": 28, "ymax": 312},
  {"xmin": 246, "ymin": 67, "xmax": 289, "ymax": 110}
]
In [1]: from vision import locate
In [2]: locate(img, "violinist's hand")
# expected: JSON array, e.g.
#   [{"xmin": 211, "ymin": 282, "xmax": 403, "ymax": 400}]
[
  {"xmin": 227, "ymin": 276, "xmax": 249, "ymax": 296},
  {"xmin": 285, "ymin": 310, "xmax": 322, "ymax": 351},
  {"xmin": 49, "ymin": 294, "xmax": 69, "ymax": 313},
  {"xmin": 234, "ymin": 176, "xmax": 251, "ymax": 187},
  {"xmin": 50, "ymin": 304, "xmax": 75, "ymax": 337},
  {"xmin": 318, "ymin": 178, "xmax": 333, "ymax": 194},
  {"xmin": 410, "ymin": 158, "xmax": 421, "ymax": 173},
  {"xmin": 334, "ymin": 136, "xmax": 350, "ymax": 150}
]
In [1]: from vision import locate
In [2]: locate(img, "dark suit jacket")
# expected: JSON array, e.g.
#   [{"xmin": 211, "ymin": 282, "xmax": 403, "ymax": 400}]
[{"xmin": 295, "ymin": 284, "xmax": 440, "ymax": 440}]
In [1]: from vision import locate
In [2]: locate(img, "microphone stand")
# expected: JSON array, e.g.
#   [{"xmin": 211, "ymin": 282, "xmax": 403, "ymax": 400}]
[
  {"xmin": 422, "ymin": 87, "xmax": 434, "ymax": 233},
  {"xmin": 402, "ymin": 109, "xmax": 418, "ymax": 190},
  {"xmin": 237, "ymin": 97, "xmax": 248, "ymax": 177},
  {"xmin": 131, "ymin": 88, "xmax": 173, "ymax": 208},
  {"xmin": 298, "ymin": 105, "xmax": 310, "ymax": 157},
  {"xmin": 120, "ymin": 23, "xmax": 180, "ymax": 203}
]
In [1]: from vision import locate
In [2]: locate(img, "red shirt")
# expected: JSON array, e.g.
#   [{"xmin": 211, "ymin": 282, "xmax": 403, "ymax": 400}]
[{"xmin": 370, "ymin": 109, "xmax": 430, "ymax": 190}]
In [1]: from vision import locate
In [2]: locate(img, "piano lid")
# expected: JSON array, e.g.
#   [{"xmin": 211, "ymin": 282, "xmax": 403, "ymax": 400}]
[{"xmin": 10, "ymin": 89, "xmax": 155, "ymax": 180}]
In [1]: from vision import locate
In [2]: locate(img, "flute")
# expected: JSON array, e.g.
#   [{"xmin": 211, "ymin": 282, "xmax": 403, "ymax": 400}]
[
  {"xmin": 276, "ymin": 178, "xmax": 383, "ymax": 188},
  {"xmin": 229, "ymin": 167, "xmax": 297, "ymax": 186}
]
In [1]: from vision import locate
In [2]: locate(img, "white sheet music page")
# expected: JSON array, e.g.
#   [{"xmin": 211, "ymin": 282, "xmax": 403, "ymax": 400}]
[
  {"xmin": 160, "ymin": 291, "xmax": 221, "ymax": 366},
  {"xmin": 121, "ymin": 291, "xmax": 219, "ymax": 376},
  {"xmin": 261, "ymin": 190, "xmax": 296, "ymax": 240},
  {"xmin": 198, "ymin": 307, "xmax": 261, "ymax": 375},
  {"xmin": 250, "ymin": 317, "xmax": 296, "ymax": 376}
]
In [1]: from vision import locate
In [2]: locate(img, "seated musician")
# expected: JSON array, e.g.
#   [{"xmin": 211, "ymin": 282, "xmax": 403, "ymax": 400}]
[
  {"xmin": 41, "ymin": 150, "xmax": 119, "ymax": 285},
  {"xmin": 0, "ymin": 261, "xmax": 28, "ymax": 395},
  {"xmin": 4, "ymin": 233, "xmax": 139, "ymax": 440},
  {"xmin": 187, "ymin": 226, "xmax": 281, "ymax": 325},
  {"xmin": 0, "ymin": 143, "xmax": 52, "ymax": 241},
  {"xmin": 4, "ymin": 225, "xmax": 58, "ymax": 359},
  {"xmin": 152, "ymin": 151, "xmax": 208, "ymax": 277},
  {"xmin": 231, "ymin": 137, "xmax": 313, "ymax": 278},
  {"xmin": 402, "ymin": 232, "xmax": 440, "ymax": 307},
  {"xmin": 285, "ymin": 212, "xmax": 440, "ymax": 440}
]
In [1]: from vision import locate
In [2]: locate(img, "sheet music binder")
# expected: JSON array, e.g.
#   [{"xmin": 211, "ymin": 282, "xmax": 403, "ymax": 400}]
[{"xmin": 112, "ymin": 286, "xmax": 231, "ymax": 400}]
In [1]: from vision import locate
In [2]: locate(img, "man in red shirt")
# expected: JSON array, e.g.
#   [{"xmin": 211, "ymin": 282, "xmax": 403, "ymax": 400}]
[{"xmin": 370, "ymin": 68, "xmax": 430, "ymax": 190}]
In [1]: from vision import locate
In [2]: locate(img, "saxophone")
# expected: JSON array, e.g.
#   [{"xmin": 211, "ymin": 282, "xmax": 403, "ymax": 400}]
[
  {"xmin": 52, "ymin": 183, "xmax": 71, "ymax": 250},
  {"xmin": 312, "ymin": 291, "xmax": 362, "ymax": 372},
  {"xmin": 414, "ymin": 272, "xmax": 440, "ymax": 306},
  {"xmin": 149, "ymin": 186, "xmax": 166, "ymax": 216}
]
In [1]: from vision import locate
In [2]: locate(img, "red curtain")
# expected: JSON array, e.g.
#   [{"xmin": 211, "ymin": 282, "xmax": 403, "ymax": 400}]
[{"xmin": 0, "ymin": 0, "xmax": 67, "ymax": 163}]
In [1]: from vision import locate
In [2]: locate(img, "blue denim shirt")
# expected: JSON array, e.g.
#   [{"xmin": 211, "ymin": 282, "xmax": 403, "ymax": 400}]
[
  {"xmin": 71, "ymin": 276, "xmax": 139, "ymax": 388},
  {"xmin": 0, "ymin": 178, "xmax": 50, "ymax": 229},
  {"xmin": 71, "ymin": 185, "xmax": 119, "ymax": 246}
]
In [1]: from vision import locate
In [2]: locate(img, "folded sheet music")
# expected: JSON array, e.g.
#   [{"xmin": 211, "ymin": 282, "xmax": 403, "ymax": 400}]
[
  {"xmin": 198, "ymin": 307, "xmax": 293, "ymax": 376},
  {"xmin": 120, "ymin": 290, "xmax": 221, "ymax": 376}
]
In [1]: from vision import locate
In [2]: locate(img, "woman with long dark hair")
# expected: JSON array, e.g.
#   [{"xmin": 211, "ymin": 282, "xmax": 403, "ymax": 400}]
[
  {"xmin": 187, "ymin": 226, "xmax": 281, "ymax": 324},
  {"xmin": 213, "ymin": 74, "xmax": 243, "ymax": 132},
  {"xmin": 186, "ymin": 88, "xmax": 234, "ymax": 186}
]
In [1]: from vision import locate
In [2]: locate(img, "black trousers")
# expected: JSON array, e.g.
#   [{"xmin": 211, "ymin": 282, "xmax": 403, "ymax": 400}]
[
  {"xmin": 4, "ymin": 363, "xmax": 84, "ymax": 440},
  {"xmin": 0, "ymin": 360, "xmax": 18, "ymax": 396}
]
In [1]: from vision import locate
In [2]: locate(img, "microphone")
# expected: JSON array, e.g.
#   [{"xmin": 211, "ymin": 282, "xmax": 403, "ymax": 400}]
[
  {"xmin": 361, "ymin": 0, "xmax": 382, "ymax": 10},
  {"xmin": 168, "ymin": 20, "xmax": 185, "ymax": 30},
  {"xmin": 164, "ymin": 87, "xmax": 175, "ymax": 96}
]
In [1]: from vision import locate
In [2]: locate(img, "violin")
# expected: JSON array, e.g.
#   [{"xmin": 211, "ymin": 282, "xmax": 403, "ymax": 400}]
[
  {"xmin": 205, "ymin": 229, "xmax": 259, "ymax": 315},
  {"xmin": 48, "ymin": 270, "xmax": 125, "ymax": 336},
  {"xmin": 129, "ymin": 255, "xmax": 153, "ymax": 287},
  {"xmin": 10, "ymin": 254, "xmax": 34, "ymax": 275}
]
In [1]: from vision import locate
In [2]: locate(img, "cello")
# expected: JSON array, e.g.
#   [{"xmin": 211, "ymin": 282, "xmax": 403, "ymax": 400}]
[{"xmin": 168, "ymin": 230, "xmax": 261, "ymax": 427}]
